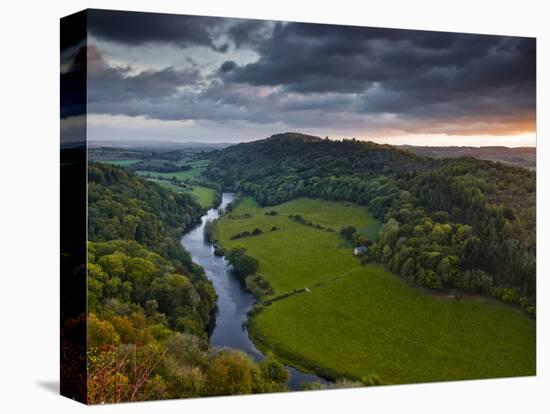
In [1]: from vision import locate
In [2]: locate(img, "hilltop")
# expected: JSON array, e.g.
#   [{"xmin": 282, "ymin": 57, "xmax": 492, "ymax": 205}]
[{"xmin": 207, "ymin": 132, "xmax": 435, "ymax": 190}]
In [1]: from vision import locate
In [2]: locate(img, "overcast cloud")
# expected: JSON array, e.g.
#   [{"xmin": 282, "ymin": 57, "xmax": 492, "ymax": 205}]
[{"xmin": 63, "ymin": 10, "xmax": 536, "ymax": 145}]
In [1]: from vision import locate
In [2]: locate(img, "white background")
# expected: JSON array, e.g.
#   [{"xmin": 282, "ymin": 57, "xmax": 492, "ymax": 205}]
[{"xmin": 0, "ymin": 0, "xmax": 547, "ymax": 412}]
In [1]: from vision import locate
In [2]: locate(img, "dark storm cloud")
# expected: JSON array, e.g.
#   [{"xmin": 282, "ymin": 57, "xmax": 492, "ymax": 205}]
[
  {"xmin": 222, "ymin": 22, "xmax": 535, "ymax": 95},
  {"xmin": 85, "ymin": 47, "xmax": 277, "ymax": 124},
  {"xmin": 216, "ymin": 21, "xmax": 535, "ymax": 134},
  {"xmin": 86, "ymin": 46, "xmax": 202, "ymax": 105},
  {"xmin": 87, "ymin": 9, "xmax": 224, "ymax": 50},
  {"xmin": 227, "ymin": 20, "xmax": 273, "ymax": 48},
  {"xmin": 87, "ymin": 10, "xmax": 272, "ymax": 52},
  {"xmin": 220, "ymin": 60, "xmax": 238, "ymax": 73},
  {"xmin": 84, "ymin": 12, "xmax": 536, "ymax": 137},
  {"xmin": 89, "ymin": 65, "xmax": 201, "ymax": 102}
]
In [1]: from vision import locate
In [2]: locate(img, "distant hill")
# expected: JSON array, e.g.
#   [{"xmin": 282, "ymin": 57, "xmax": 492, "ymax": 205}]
[
  {"xmin": 399, "ymin": 145, "xmax": 536, "ymax": 169},
  {"xmin": 207, "ymin": 132, "xmax": 435, "ymax": 189}
]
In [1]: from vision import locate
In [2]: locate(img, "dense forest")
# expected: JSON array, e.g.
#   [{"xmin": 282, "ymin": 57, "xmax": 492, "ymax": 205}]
[
  {"xmin": 206, "ymin": 133, "xmax": 536, "ymax": 313},
  {"xmin": 88, "ymin": 163, "xmax": 203, "ymax": 259},
  {"xmin": 86, "ymin": 163, "xmax": 289, "ymax": 403}
]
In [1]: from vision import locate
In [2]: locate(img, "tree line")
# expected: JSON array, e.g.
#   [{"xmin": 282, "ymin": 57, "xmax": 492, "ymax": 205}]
[{"xmin": 128, "ymin": 159, "xmax": 192, "ymax": 173}]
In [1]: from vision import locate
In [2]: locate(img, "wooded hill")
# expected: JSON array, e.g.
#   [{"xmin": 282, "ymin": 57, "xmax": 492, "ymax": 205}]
[{"xmin": 206, "ymin": 133, "xmax": 536, "ymax": 311}]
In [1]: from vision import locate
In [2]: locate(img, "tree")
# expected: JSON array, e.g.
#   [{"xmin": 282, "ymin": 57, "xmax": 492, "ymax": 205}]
[
  {"xmin": 124, "ymin": 257, "xmax": 159, "ymax": 303},
  {"xmin": 340, "ymin": 226, "xmax": 357, "ymax": 240},
  {"xmin": 150, "ymin": 274, "xmax": 199, "ymax": 317},
  {"xmin": 134, "ymin": 223, "xmax": 145, "ymax": 244},
  {"xmin": 437, "ymin": 255, "xmax": 461, "ymax": 287},
  {"xmin": 88, "ymin": 313, "xmax": 120, "ymax": 349},
  {"xmin": 382, "ymin": 245, "xmax": 393, "ymax": 264},
  {"xmin": 255, "ymin": 356, "xmax": 289, "ymax": 392},
  {"xmin": 203, "ymin": 220, "xmax": 215, "ymax": 243},
  {"xmin": 206, "ymin": 351, "xmax": 255, "ymax": 396},
  {"xmin": 351, "ymin": 232, "xmax": 370, "ymax": 247},
  {"xmin": 226, "ymin": 248, "xmax": 259, "ymax": 279},
  {"xmin": 380, "ymin": 219, "xmax": 399, "ymax": 246},
  {"xmin": 425, "ymin": 270, "xmax": 442, "ymax": 289},
  {"xmin": 401, "ymin": 258, "xmax": 415, "ymax": 280},
  {"xmin": 432, "ymin": 211, "xmax": 449, "ymax": 223}
]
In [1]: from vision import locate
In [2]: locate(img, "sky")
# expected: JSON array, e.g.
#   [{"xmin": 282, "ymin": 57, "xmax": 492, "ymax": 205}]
[{"xmin": 63, "ymin": 9, "xmax": 536, "ymax": 147}]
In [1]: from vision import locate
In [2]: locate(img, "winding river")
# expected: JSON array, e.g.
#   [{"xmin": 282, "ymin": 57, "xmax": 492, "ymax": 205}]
[{"xmin": 180, "ymin": 192, "xmax": 328, "ymax": 390}]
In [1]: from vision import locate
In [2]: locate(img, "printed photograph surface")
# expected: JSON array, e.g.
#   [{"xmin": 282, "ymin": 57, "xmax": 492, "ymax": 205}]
[{"xmin": 61, "ymin": 9, "xmax": 536, "ymax": 404}]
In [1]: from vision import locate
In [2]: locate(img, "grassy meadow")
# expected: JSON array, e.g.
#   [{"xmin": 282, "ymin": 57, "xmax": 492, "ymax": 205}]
[
  {"xmin": 214, "ymin": 197, "xmax": 536, "ymax": 384},
  {"xmin": 189, "ymin": 185, "xmax": 217, "ymax": 208},
  {"xmin": 145, "ymin": 179, "xmax": 217, "ymax": 209},
  {"xmin": 215, "ymin": 197, "xmax": 380, "ymax": 294}
]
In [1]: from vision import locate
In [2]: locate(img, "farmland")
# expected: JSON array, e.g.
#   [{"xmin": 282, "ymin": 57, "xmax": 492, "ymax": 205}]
[
  {"xmin": 144, "ymin": 179, "xmax": 217, "ymax": 209},
  {"xmin": 215, "ymin": 197, "xmax": 379, "ymax": 294},
  {"xmin": 188, "ymin": 185, "xmax": 217, "ymax": 208},
  {"xmin": 213, "ymin": 197, "xmax": 536, "ymax": 384},
  {"xmin": 136, "ymin": 159, "xmax": 210, "ymax": 181}
]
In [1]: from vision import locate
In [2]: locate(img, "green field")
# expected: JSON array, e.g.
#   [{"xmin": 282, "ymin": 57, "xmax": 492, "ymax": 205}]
[
  {"xmin": 188, "ymin": 186, "xmax": 217, "ymax": 208},
  {"xmin": 137, "ymin": 159, "xmax": 209, "ymax": 181},
  {"xmin": 145, "ymin": 178, "xmax": 217, "ymax": 209},
  {"xmin": 214, "ymin": 197, "xmax": 536, "ymax": 384},
  {"xmin": 98, "ymin": 159, "xmax": 141, "ymax": 166},
  {"xmin": 215, "ymin": 197, "xmax": 380, "ymax": 294}
]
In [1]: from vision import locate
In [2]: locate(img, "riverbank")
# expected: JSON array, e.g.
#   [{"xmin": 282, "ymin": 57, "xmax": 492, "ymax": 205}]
[{"xmin": 180, "ymin": 193, "xmax": 330, "ymax": 390}]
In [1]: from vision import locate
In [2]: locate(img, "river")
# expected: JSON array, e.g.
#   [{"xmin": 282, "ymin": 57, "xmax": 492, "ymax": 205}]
[{"xmin": 180, "ymin": 192, "xmax": 328, "ymax": 390}]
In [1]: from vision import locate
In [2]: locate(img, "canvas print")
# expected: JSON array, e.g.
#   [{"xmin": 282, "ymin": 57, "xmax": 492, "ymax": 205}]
[{"xmin": 60, "ymin": 9, "xmax": 536, "ymax": 404}]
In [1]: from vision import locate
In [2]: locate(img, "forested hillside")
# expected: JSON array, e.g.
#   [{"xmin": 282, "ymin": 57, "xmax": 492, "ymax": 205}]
[
  {"xmin": 206, "ymin": 133, "xmax": 536, "ymax": 311},
  {"xmin": 86, "ymin": 163, "xmax": 289, "ymax": 403},
  {"xmin": 89, "ymin": 162, "xmax": 203, "ymax": 263},
  {"xmin": 207, "ymin": 133, "xmax": 434, "ymax": 206}
]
